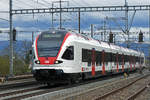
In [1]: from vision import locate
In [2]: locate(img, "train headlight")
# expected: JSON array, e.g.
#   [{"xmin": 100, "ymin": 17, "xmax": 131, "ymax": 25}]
[
  {"xmin": 35, "ymin": 60, "xmax": 40, "ymax": 64},
  {"xmin": 54, "ymin": 60, "xmax": 63, "ymax": 64}
]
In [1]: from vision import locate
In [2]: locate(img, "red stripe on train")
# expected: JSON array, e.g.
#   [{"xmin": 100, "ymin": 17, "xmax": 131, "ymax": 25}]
[
  {"xmin": 102, "ymin": 51, "xmax": 105, "ymax": 75},
  {"xmin": 92, "ymin": 48, "xmax": 95, "ymax": 76},
  {"xmin": 35, "ymin": 35, "xmax": 40, "ymax": 58},
  {"xmin": 116, "ymin": 54, "xmax": 119, "ymax": 72},
  {"xmin": 56, "ymin": 33, "xmax": 71, "ymax": 59},
  {"xmin": 122, "ymin": 55, "xmax": 124, "ymax": 72}
]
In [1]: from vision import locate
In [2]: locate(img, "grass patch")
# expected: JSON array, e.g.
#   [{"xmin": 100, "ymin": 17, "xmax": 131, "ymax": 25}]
[{"xmin": 0, "ymin": 55, "xmax": 31, "ymax": 76}]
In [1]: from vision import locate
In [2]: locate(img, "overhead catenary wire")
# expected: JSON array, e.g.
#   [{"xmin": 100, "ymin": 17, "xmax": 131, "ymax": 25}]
[
  {"xmin": 32, "ymin": 0, "xmax": 51, "ymax": 7},
  {"xmin": 40, "ymin": 0, "xmax": 52, "ymax": 5},
  {"xmin": 14, "ymin": 0, "xmax": 35, "ymax": 8}
]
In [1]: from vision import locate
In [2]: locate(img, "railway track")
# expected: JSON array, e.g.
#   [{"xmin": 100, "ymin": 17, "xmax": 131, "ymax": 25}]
[
  {"xmin": 0, "ymin": 72, "xmax": 132, "ymax": 100},
  {"xmin": 94, "ymin": 73, "xmax": 150, "ymax": 100},
  {"xmin": 55, "ymin": 70, "xmax": 149, "ymax": 100},
  {"xmin": 0, "ymin": 85, "xmax": 66, "ymax": 100},
  {"xmin": 0, "ymin": 71, "xmax": 147, "ymax": 100},
  {"xmin": 0, "ymin": 79, "xmax": 38, "ymax": 91},
  {"xmin": 127, "ymin": 83, "xmax": 150, "ymax": 100}
]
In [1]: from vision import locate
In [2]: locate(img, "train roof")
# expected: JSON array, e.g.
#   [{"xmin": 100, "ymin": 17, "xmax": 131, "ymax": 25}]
[
  {"xmin": 70, "ymin": 31, "xmax": 144, "ymax": 57},
  {"xmin": 40, "ymin": 29, "xmax": 145, "ymax": 57}
]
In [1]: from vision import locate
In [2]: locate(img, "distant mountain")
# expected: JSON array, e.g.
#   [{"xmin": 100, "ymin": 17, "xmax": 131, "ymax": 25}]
[
  {"xmin": 0, "ymin": 41, "xmax": 32, "ymax": 56},
  {"xmin": 0, "ymin": 41, "xmax": 9, "ymax": 50}
]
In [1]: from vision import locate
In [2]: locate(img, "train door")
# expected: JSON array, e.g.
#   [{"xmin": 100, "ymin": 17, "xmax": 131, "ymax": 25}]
[
  {"xmin": 92, "ymin": 48, "xmax": 96, "ymax": 76},
  {"xmin": 102, "ymin": 50, "xmax": 105, "ymax": 75},
  {"xmin": 116, "ymin": 53, "xmax": 119, "ymax": 72},
  {"xmin": 110, "ymin": 53, "xmax": 113, "ymax": 73},
  {"xmin": 130, "ymin": 55, "xmax": 132, "ymax": 71},
  {"xmin": 122, "ymin": 54, "xmax": 124, "ymax": 72},
  {"xmin": 133, "ymin": 56, "xmax": 136, "ymax": 70}
]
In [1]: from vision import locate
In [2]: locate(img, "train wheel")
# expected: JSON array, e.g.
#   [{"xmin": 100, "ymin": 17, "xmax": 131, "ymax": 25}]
[
  {"xmin": 47, "ymin": 83, "xmax": 54, "ymax": 87},
  {"xmin": 81, "ymin": 73, "xmax": 85, "ymax": 81},
  {"xmin": 68, "ymin": 78, "xmax": 74, "ymax": 85}
]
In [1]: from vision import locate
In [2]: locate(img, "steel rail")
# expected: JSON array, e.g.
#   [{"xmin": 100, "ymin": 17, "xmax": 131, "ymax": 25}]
[
  {"xmin": 94, "ymin": 74, "xmax": 150, "ymax": 100},
  {"xmin": 0, "ymin": 72, "xmax": 130, "ymax": 100},
  {"xmin": 0, "ymin": 80, "xmax": 37, "ymax": 91},
  {"xmin": 126, "ymin": 83, "xmax": 150, "ymax": 100}
]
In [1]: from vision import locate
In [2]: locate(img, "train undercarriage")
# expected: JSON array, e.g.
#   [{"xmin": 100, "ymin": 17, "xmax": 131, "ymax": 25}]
[{"xmin": 32, "ymin": 68, "xmax": 140, "ymax": 86}]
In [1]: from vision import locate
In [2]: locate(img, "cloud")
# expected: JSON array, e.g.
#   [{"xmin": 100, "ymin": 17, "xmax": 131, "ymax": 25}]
[{"xmin": 0, "ymin": 0, "xmax": 150, "ymax": 30}]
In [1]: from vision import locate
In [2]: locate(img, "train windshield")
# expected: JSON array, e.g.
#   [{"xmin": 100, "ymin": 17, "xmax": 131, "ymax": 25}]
[{"xmin": 37, "ymin": 31, "xmax": 67, "ymax": 57}]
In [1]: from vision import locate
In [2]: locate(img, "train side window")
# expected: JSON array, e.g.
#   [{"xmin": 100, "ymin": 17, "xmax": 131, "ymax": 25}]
[
  {"xmin": 109, "ymin": 53, "xmax": 112, "ymax": 62},
  {"xmin": 62, "ymin": 46, "xmax": 74, "ymax": 60},
  {"xmin": 111, "ymin": 53, "xmax": 115, "ymax": 63},
  {"xmin": 105, "ymin": 52, "xmax": 111, "ymax": 65},
  {"xmin": 113, "ymin": 53, "xmax": 117, "ymax": 65},
  {"xmin": 96, "ymin": 51, "xmax": 102, "ymax": 66},
  {"xmin": 141, "ymin": 57, "xmax": 144, "ymax": 64},
  {"xmin": 82, "ymin": 49, "xmax": 92, "ymax": 66},
  {"xmin": 82, "ymin": 49, "xmax": 88, "ymax": 62},
  {"xmin": 125, "ymin": 55, "xmax": 128, "ymax": 62},
  {"xmin": 119, "ymin": 54, "xmax": 122, "ymax": 65}
]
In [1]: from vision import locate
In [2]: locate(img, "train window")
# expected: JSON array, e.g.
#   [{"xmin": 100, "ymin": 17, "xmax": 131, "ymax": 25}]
[
  {"xmin": 109, "ymin": 53, "xmax": 112, "ymax": 62},
  {"xmin": 122, "ymin": 55, "xmax": 125, "ymax": 64},
  {"xmin": 129, "ymin": 56, "xmax": 132, "ymax": 64},
  {"xmin": 96, "ymin": 51, "xmax": 102, "ymax": 66},
  {"xmin": 136, "ymin": 57, "xmax": 139, "ymax": 63},
  {"xmin": 124, "ymin": 55, "xmax": 128, "ymax": 62},
  {"xmin": 133, "ymin": 56, "xmax": 136, "ymax": 64},
  {"xmin": 82, "ymin": 49, "xmax": 92, "ymax": 66},
  {"xmin": 105, "ymin": 52, "xmax": 111, "ymax": 66},
  {"xmin": 141, "ymin": 57, "xmax": 144, "ymax": 64},
  {"xmin": 105, "ymin": 53, "xmax": 109, "ymax": 62},
  {"xmin": 62, "ymin": 46, "xmax": 74, "ymax": 60},
  {"xmin": 118, "ymin": 54, "xmax": 122, "ymax": 65},
  {"xmin": 82, "ymin": 49, "xmax": 88, "ymax": 62},
  {"xmin": 37, "ymin": 31, "xmax": 66, "ymax": 57},
  {"xmin": 111, "ymin": 53, "xmax": 116, "ymax": 63},
  {"xmin": 113, "ymin": 53, "xmax": 117, "ymax": 65}
]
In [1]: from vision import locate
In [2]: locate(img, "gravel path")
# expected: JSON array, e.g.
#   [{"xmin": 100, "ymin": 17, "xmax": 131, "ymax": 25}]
[
  {"xmin": 56, "ymin": 71, "xmax": 150, "ymax": 100},
  {"xmin": 101, "ymin": 74, "xmax": 150, "ymax": 100}
]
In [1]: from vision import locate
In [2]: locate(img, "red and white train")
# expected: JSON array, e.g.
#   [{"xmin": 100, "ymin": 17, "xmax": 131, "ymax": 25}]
[{"xmin": 32, "ymin": 29, "xmax": 145, "ymax": 85}]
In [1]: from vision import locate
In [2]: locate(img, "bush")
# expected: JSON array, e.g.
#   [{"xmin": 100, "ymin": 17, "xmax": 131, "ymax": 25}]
[
  {"xmin": 0, "ymin": 55, "xmax": 31, "ymax": 76},
  {"xmin": 0, "ymin": 56, "xmax": 9, "ymax": 76}
]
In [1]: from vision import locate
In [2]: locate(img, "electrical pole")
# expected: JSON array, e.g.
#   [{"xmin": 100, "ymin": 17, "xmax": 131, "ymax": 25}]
[
  {"xmin": 52, "ymin": 3, "xmax": 54, "ymax": 28},
  {"xmin": 52, "ymin": 0, "xmax": 69, "ymax": 29},
  {"xmin": 78, "ymin": 9, "xmax": 81, "ymax": 33},
  {"xmin": 32, "ymin": 32, "xmax": 34, "ymax": 45},
  {"xmin": 59, "ymin": 0, "xmax": 62, "ymax": 29},
  {"xmin": 91, "ymin": 24, "xmax": 94, "ymax": 38},
  {"xmin": 149, "ymin": 9, "xmax": 150, "ymax": 67},
  {"xmin": 104, "ymin": 17, "xmax": 107, "ymax": 41},
  {"xmin": 9, "ymin": 0, "xmax": 14, "ymax": 77},
  {"xmin": 125, "ymin": 0, "xmax": 129, "ymax": 48}
]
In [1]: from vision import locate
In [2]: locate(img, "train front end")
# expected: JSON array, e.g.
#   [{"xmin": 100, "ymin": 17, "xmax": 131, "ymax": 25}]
[{"xmin": 32, "ymin": 30, "xmax": 71, "ymax": 84}]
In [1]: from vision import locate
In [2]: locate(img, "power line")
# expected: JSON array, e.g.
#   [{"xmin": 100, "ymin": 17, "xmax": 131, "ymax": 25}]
[
  {"xmin": 14, "ymin": 0, "xmax": 34, "ymax": 8},
  {"xmin": 31, "ymin": 0, "xmax": 50, "ymax": 7},
  {"xmin": 12, "ymin": 5, "xmax": 150, "ymax": 14},
  {"xmin": 82, "ymin": 0, "xmax": 91, "ymax": 6},
  {"xmin": 0, "ymin": 11, "xmax": 9, "ymax": 13},
  {"xmin": 71, "ymin": 0, "xmax": 82, "ymax": 7},
  {"xmin": 41, "ymin": 0, "xmax": 52, "ymax": 5}
]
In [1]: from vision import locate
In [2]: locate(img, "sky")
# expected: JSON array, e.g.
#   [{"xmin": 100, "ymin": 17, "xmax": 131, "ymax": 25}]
[
  {"xmin": 0, "ymin": 0, "xmax": 150, "ymax": 57},
  {"xmin": 0, "ymin": 0, "xmax": 150, "ymax": 32}
]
